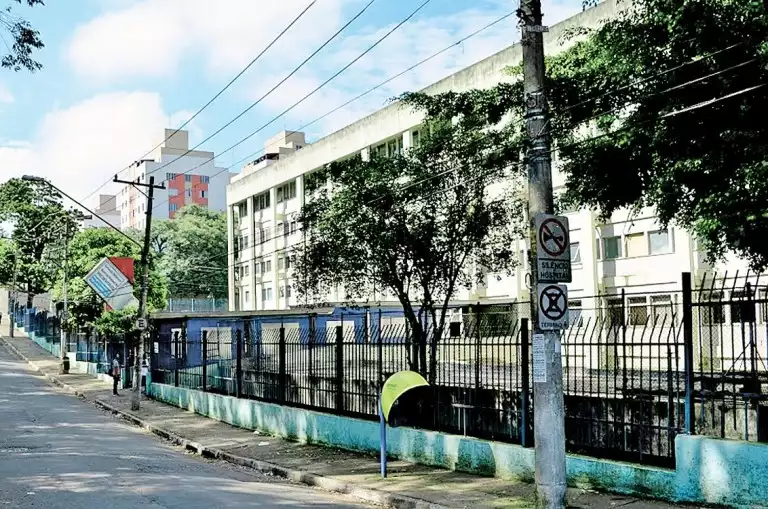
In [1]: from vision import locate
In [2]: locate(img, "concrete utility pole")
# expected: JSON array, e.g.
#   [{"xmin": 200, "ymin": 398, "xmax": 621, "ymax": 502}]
[
  {"xmin": 519, "ymin": 1, "xmax": 567, "ymax": 508},
  {"xmin": 113, "ymin": 174, "xmax": 165, "ymax": 411},
  {"xmin": 60, "ymin": 221, "xmax": 69, "ymax": 374}
]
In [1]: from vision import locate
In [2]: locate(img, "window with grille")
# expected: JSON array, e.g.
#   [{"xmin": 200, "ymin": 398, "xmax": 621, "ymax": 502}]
[
  {"xmin": 651, "ymin": 295, "xmax": 674, "ymax": 326},
  {"xmin": 255, "ymin": 192, "xmax": 271, "ymax": 210},
  {"xmin": 730, "ymin": 289, "xmax": 756, "ymax": 323},
  {"xmin": 568, "ymin": 300, "xmax": 583, "ymax": 326},
  {"xmin": 628, "ymin": 296, "xmax": 648, "ymax": 325}
]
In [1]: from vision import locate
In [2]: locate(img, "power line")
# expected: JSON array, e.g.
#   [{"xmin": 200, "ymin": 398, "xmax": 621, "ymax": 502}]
[{"xmin": 78, "ymin": 1, "xmax": 319, "ymax": 204}]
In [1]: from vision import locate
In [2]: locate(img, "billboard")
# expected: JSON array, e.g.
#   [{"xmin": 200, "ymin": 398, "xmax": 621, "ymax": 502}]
[{"xmin": 84, "ymin": 257, "xmax": 139, "ymax": 311}]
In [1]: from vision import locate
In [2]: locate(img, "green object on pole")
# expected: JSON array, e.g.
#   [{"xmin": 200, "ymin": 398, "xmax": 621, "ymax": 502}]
[{"xmin": 380, "ymin": 370, "xmax": 429, "ymax": 422}]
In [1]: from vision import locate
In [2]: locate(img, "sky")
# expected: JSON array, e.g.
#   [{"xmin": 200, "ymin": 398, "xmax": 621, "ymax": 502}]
[{"xmin": 0, "ymin": 0, "xmax": 586, "ymax": 208}]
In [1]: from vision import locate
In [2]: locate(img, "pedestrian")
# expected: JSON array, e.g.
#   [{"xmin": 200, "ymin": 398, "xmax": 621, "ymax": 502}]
[
  {"xmin": 140, "ymin": 354, "xmax": 149, "ymax": 393},
  {"xmin": 112, "ymin": 354, "xmax": 121, "ymax": 396}
]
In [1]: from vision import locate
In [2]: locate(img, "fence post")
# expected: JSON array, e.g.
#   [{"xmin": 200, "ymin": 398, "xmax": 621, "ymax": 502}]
[
  {"xmin": 474, "ymin": 304, "xmax": 482, "ymax": 389},
  {"xmin": 278, "ymin": 326, "xmax": 286, "ymax": 404},
  {"xmin": 201, "ymin": 330, "xmax": 208, "ymax": 392},
  {"xmin": 308, "ymin": 315, "xmax": 315, "ymax": 385},
  {"xmin": 682, "ymin": 271, "xmax": 695, "ymax": 434},
  {"xmin": 336, "ymin": 325, "xmax": 344, "ymax": 412},
  {"xmin": 521, "ymin": 318, "xmax": 531, "ymax": 447},
  {"xmin": 377, "ymin": 309, "xmax": 383, "ymax": 386},
  {"xmin": 235, "ymin": 329, "xmax": 243, "ymax": 399},
  {"xmin": 173, "ymin": 330, "xmax": 179, "ymax": 387}
]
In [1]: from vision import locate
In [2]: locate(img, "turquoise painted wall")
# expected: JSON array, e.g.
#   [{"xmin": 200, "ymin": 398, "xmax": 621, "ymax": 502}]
[{"xmin": 148, "ymin": 383, "xmax": 679, "ymax": 502}]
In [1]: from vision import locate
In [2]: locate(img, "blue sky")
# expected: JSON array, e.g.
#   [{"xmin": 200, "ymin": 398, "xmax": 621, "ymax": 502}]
[{"xmin": 0, "ymin": 0, "xmax": 584, "ymax": 205}]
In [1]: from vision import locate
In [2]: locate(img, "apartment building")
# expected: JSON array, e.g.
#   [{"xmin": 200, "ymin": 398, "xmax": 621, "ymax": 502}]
[
  {"xmin": 225, "ymin": 0, "xmax": 751, "ymax": 315},
  {"xmin": 82, "ymin": 194, "xmax": 121, "ymax": 230},
  {"xmin": 118, "ymin": 129, "xmax": 231, "ymax": 230}
]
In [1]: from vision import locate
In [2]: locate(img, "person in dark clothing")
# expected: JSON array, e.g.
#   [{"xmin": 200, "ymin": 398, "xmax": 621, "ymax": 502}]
[{"xmin": 112, "ymin": 354, "xmax": 121, "ymax": 396}]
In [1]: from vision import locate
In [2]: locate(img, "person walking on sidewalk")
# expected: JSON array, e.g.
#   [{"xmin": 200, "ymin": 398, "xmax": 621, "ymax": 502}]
[{"xmin": 112, "ymin": 354, "xmax": 121, "ymax": 396}]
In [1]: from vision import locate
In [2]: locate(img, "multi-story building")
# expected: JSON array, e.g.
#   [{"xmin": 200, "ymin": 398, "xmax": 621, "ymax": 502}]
[
  {"xmin": 225, "ymin": 0, "xmax": 751, "ymax": 315},
  {"xmin": 82, "ymin": 194, "xmax": 121, "ymax": 230},
  {"xmin": 118, "ymin": 129, "xmax": 231, "ymax": 230}
]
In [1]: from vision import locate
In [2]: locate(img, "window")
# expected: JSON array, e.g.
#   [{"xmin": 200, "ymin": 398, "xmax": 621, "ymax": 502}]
[
  {"xmin": 185, "ymin": 174, "xmax": 192, "ymax": 182},
  {"xmin": 702, "ymin": 292, "xmax": 725, "ymax": 324},
  {"xmin": 649, "ymin": 230, "xmax": 672, "ymax": 255},
  {"xmin": 651, "ymin": 295, "xmax": 674, "ymax": 326},
  {"xmin": 166, "ymin": 172, "xmax": 177, "ymax": 181},
  {"xmin": 279, "ymin": 285, "xmax": 285, "ymax": 298},
  {"xmin": 201, "ymin": 190, "xmax": 207, "ymax": 199},
  {"xmin": 266, "ymin": 260, "xmax": 272, "ymax": 272},
  {"xmin": 603, "ymin": 236, "xmax": 622, "ymax": 260},
  {"xmin": 169, "ymin": 188, "xmax": 179, "ymax": 197},
  {"xmin": 255, "ymin": 192, "xmax": 271, "ymax": 210},
  {"xmin": 372, "ymin": 143, "xmax": 387, "ymax": 157},
  {"xmin": 412, "ymin": 130, "xmax": 421, "ymax": 148},
  {"xmin": 169, "ymin": 204, "xmax": 178, "ymax": 212},
  {"xmin": 570, "ymin": 242, "xmax": 581, "ymax": 264},
  {"xmin": 628, "ymin": 296, "xmax": 648, "ymax": 325},
  {"xmin": 731, "ymin": 290, "xmax": 756, "ymax": 323},
  {"xmin": 237, "ymin": 202, "xmax": 247, "ymax": 218},
  {"xmin": 595, "ymin": 238, "xmax": 601, "ymax": 259},
  {"xmin": 202, "ymin": 176, "xmax": 210, "ymax": 183},
  {"xmin": 242, "ymin": 265, "xmax": 249, "ymax": 277},
  {"xmin": 290, "ymin": 221, "xmax": 297, "ymax": 235},
  {"xmin": 276, "ymin": 181, "xmax": 297, "ymax": 203},
  {"xmin": 240, "ymin": 235, "xmax": 249, "ymax": 249},
  {"xmin": 186, "ymin": 189, "xmax": 192, "ymax": 197},
  {"xmin": 607, "ymin": 298, "xmax": 623, "ymax": 327},
  {"xmin": 262, "ymin": 287, "xmax": 273, "ymax": 301},
  {"xmin": 569, "ymin": 300, "xmax": 583, "ymax": 326},
  {"xmin": 387, "ymin": 137, "xmax": 403, "ymax": 157},
  {"xmin": 626, "ymin": 233, "xmax": 647, "ymax": 257},
  {"xmin": 278, "ymin": 256, "xmax": 284, "ymax": 270},
  {"xmin": 286, "ymin": 284, "xmax": 292, "ymax": 298},
  {"xmin": 245, "ymin": 291, "xmax": 250, "ymax": 304}
]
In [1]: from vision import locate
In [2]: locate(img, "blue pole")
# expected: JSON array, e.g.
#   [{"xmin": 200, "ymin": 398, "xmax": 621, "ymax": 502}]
[{"xmin": 379, "ymin": 399, "xmax": 387, "ymax": 478}]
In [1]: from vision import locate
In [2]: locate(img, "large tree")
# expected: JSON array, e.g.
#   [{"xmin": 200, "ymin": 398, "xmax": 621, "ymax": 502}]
[
  {"xmin": 1, "ymin": 0, "xmax": 44, "ymax": 72},
  {"xmin": 0, "ymin": 178, "xmax": 79, "ymax": 307},
  {"xmin": 545, "ymin": 0, "xmax": 768, "ymax": 269},
  {"xmin": 153, "ymin": 205, "xmax": 228, "ymax": 299},
  {"xmin": 295, "ymin": 91, "xmax": 526, "ymax": 380}
]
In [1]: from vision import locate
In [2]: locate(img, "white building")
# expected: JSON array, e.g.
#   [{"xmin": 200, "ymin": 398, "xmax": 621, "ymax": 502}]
[
  {"xmin": 118, "ymin": 129, "xmax": 232, "ymax": 231},
  {"xmin": 225, "ymin": 0, "xmax": 751, "ymax": 315},
  {"xmin": 82, "ymin": 194, "xmax": 121, "ymax": 230}
]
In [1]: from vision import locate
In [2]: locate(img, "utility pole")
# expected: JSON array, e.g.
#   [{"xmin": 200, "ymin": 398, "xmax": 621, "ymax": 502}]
[
  {"xmin": 114, "ymin": 174, "xmax": 165, "ymax": 411},
  {"xmin": 9, "ymin": 250, "xmax": 18, "ymax": 338},
  {"xmin": 519, "ymin": 1, "xmax": 567, "ymax": 508},
  {"xmin": 60, "ymin": 221, "xmax": 70, "ymax": 374}
]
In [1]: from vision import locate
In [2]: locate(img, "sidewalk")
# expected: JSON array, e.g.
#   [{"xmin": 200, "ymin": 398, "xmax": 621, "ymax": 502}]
[{"xmin": 0, "ymin": 326, "xmax": 688, "ymax": 509}]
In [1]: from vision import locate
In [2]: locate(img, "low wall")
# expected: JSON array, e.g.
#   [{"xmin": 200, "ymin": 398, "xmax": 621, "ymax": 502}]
[{"xmin": 147, "ymin": 383, "xmax": 678, "ymax": 501}]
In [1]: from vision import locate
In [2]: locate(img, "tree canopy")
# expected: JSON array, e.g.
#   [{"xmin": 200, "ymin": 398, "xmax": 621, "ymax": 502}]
[
  {"xmin": 0, "ymin": 178, "xmax": 79, "ymax": 305},
  {"xmin": 50, "ymin": 227, "xmax": 167, "ymax": 333},
  {"xmin": 152, "ymin": 205, "xmax": 228, "ymax": 299},
  {"xmin": 295, "ymin": 90, "xmax": 526, "ymax": 379},
  {"xmin": 1, "ymin": 0, "xmax": 44, "ymax": 72},
  {"xmin": 544, "ymin": 0, "xmax": 768, "ymax": 268}
]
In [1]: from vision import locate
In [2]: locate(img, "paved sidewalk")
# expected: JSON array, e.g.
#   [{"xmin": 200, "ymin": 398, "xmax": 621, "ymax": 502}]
[{"xmin": 0, "ymin": 326, "xmax": 689, "ymax": 509}]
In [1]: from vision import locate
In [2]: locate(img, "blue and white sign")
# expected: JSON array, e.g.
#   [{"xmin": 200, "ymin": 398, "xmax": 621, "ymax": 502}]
[{"xmin": 84, "ymin": 258, "xmax": 139, "ymax": 310}]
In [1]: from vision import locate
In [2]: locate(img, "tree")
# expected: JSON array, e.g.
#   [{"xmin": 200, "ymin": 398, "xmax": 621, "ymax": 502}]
[
  {"xmin": 153, "ymin": 205, "xmax": 228, "ymax": 299},
  {"xmin": 295, "ymin": 90, "xmax": 526, "ymax": 381},
  {"xmin": 50, "ymin": 227, "xmax": 167, "ymax": 333},
  {"xmin": 542, "ymin": 0, "xmax": 768, "ymax": 269},
  {"xmin": 0, "ymin": 178, "xmax": 78, "ymax": 307},
  {"xmin": 1, "ymin": 0, "xmax": 45, "ymax": 72}
]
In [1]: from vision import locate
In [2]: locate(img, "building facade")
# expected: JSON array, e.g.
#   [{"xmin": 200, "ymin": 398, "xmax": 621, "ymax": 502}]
[
  {"xmin": 118, "ymin": 129, "xmax": 231, "ymax": 231},
  {"xmin": 82, "ymin": 194, "xmax": 121, "ymax": 230},
  {"xmin": 225, "ymin": 0, "xmax": 751, "ymax": 316}
]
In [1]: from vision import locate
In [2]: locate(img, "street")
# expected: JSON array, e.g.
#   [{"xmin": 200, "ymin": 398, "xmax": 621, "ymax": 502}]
[{"xmin": 0, "ymin": 342, "xmax": 368, "ymax": 508}]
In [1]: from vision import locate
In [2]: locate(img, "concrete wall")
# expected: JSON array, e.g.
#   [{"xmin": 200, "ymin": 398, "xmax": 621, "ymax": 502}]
[{"xmin": 147, "ymin": 382, "xmax": 767, "ymax": 506}]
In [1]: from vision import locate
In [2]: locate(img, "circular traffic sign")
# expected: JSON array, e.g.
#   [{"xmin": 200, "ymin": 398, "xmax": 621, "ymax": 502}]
[
  {"xmin": 539, "ymin": 285, "xmax": 566, "ymax": 321},
  {"xmin": 538, "ymin": 218, "xmax": 569, "ymax": 257}
]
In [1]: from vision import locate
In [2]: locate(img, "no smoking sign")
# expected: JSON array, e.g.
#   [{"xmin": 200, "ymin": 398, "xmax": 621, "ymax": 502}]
[{"xmin": 534, "ymin": 213, "xmax": 572, "ymax": 283}]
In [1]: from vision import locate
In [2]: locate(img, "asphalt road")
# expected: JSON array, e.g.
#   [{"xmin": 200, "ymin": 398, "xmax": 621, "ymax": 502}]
[{"xmin": 0, "ymin": 342, "xmax": 368, "ymax": 508}]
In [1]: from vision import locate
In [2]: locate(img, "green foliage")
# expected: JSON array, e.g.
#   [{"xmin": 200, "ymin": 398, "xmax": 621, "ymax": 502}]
[
  {"xmin": 1, "ymin": 0, "xmax": 45, "ymax": 72},
  {"xmin": 50, "ymin": 227, "xmax": 167, "ymax": 330},
  {"xmin": 0, "ymin": 178, "xmax": 79, "ymax": 303},
  {"xmin": 296, "ymin": 90, "xmax": 526, "ymax": 378},
  {"xmin": 152, "ymin": 205, "xmax": 228, "ymax": 298},
  {"xmin": 538, "ymin": 0, "xmax": 768, "ymax": 269},
  {"xmin": 93, "ymin": 307, "xmax": 138, "ymax": 336}
]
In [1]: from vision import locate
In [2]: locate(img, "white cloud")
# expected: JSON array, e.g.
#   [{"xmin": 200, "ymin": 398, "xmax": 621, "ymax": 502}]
[
  {"xmin": 66, "ymin": 0, "xmax": 349, "ymax": 82},
  {"xmin": 0, "ymin": 92, "xmax": 177, "ymax": 202},
  {"xmin": 0, "ymin": 83, "xmax": 13, "ymax": 104}
]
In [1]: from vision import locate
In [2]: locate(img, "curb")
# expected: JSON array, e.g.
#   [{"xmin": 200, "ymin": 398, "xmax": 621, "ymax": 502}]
[{"xmin": 0, "ymin": 336, "xmax": 447, "ymax": 509}]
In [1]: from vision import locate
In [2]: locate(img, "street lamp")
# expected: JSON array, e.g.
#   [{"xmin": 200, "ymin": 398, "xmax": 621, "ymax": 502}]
[{"xmin": 21, "ymin": 175, "xmax": 140, "ymax": 374}]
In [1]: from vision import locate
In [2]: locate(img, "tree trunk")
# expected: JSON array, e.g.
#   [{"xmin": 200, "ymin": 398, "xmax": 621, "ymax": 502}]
[{"xmin": 428, "ymin": 326, "xmax": 442, "ymax": 385}]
